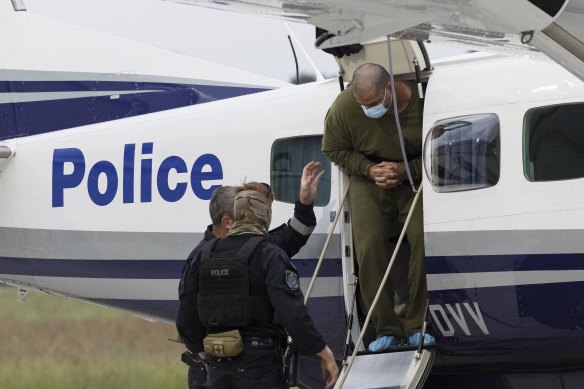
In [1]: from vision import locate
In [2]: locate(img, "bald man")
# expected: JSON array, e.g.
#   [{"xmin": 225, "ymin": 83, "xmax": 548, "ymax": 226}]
[{"xmin": 322, "ymin": 63, "xmax": 433, "ymax": 352}]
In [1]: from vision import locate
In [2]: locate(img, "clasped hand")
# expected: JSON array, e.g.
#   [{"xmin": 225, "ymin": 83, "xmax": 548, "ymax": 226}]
[{"xmin": 368, "ymin": 161, "xmax": 405, "ymax": 189}]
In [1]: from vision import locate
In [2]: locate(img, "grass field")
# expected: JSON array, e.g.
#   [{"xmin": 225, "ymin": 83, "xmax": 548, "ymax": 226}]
[{"xmin": 0, "ymin": 286, "xmax": 187, "ymax": 389}]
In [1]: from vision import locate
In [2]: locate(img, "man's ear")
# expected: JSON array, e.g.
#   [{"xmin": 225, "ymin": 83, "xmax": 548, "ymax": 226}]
[{"xmin": 222, "ymin": 215, "xmax": 234, "ymax": 230}]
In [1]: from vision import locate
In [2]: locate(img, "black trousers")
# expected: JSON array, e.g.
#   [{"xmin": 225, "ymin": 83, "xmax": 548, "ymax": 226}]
[{"xmin": 206, "ymin": 338, "xmax": 286, "ymax": 389}]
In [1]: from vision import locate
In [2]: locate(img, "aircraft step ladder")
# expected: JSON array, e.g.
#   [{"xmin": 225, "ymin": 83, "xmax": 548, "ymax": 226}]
[{"xmin": 338, "ymin": 345, "xmax": 435, "ymax": 389}]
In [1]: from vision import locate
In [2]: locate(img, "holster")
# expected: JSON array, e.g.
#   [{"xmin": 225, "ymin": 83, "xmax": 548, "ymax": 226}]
[
  {"xmin": 203, "ymin": 329, "xmax": 244, "ymax": 358},
  {"xmin": 281, "ymin": 339, "xmax": 299, "ymax": 387},
  {"xmin": 181, "ymin": 351, "xmax": 207, "ymax": 387}
]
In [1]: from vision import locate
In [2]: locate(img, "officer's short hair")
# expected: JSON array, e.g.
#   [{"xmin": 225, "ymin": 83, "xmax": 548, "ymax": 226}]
[
  {"xmin": 353, "ymin": 63, "xmax": 390, "ymax": 96},
  {"xmin": 209, "ymin": 186, "xmax": 235, "ymax": 226},
  {"xmin": 234, "ymin": 182, "xmax": 275, "ymax": 203}
]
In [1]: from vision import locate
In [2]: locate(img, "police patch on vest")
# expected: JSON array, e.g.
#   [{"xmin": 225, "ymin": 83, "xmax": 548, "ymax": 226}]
[
  {"xmin": 285, "ymin": 270, "xmax": 299, "ymax": 291},
  {"xmin": 210, "ymin": 268, "xmax": 229, "ymax": 277}
]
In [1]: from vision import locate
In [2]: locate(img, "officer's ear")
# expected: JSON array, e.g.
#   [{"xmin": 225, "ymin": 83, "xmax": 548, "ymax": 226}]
[{"xmin": 222, "ymin": 214, "xmax": 234, "ymax": 230}]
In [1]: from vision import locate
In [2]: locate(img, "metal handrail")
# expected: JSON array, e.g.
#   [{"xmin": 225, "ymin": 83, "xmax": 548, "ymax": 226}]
[{"xmin": 304, "ymin": 179, "xmax": 351, "ymax": 305}]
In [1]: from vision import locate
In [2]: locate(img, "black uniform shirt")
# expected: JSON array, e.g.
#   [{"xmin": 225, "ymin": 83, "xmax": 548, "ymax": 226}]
[{"xmin": 176, "ymin": 234, "xmax": 326, "ymax": 356}]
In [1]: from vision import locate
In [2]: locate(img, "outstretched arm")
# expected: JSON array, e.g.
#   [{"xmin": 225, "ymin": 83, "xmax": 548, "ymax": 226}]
[{"xmin": 268, "ymin": 161, "xmax": 323, "ymax": 258}]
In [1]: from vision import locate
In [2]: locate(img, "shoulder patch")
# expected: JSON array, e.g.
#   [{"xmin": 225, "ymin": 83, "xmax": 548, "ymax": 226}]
[{"xmin": 285, "ymin": 270, "xmax": 300, "ymax": 292}]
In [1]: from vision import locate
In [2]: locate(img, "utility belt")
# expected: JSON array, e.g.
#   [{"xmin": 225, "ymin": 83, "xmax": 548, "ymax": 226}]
[
  {"xmin": 243, "ymin": 336, "xmax": 278, "ymax": 348},
  {"xmin": 203, "ymin": 330, "xmax": 282, "ymax": 358},
  {"xmin": 203, "ymin": 330, "xmax": 298, "ymax": 386}
]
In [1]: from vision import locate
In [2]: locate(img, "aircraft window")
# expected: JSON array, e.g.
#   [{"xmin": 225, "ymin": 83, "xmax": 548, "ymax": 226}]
[
  {"xmin": 270, "ymin": 135, "xmax": 331, "ymax": 206},
  {"xmin": 524, "ymin": 103, "xmax": 584, "ymax": 181},
  {"xmin": 424, "ymin": 114, "xmax": 500, "ymax": 192}
]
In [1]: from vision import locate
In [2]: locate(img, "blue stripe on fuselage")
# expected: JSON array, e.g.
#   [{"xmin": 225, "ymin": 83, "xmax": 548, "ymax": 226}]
[
  {"xmin": 0, "ymin": 256, "xmax": 342, "ymax": 279},
  {"xmin": 0, "ymin": 80, "xmax": 262, "ymax": 93},
  {"xmin": 426, "ymin": 252, "xmax": 584, "ymax": 275},
  {"xmin": 0, "ymin": 80, "xmax": 269, "ymax": 140},
  {"xmin": 0, "ymin": 257, "xmax": 185, "ymax": 279}
]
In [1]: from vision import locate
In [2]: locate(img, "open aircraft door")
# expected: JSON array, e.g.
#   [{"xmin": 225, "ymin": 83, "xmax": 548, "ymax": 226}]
[
  {"xmin": 332, "ymin": 39, "xmax": 431, "ymax": 86},
  {"xmin": 328, "ymin": 39, "xmax": 435, "ymax": 389}
]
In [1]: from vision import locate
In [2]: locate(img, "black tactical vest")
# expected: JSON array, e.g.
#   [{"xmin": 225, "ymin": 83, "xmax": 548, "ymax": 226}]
[{"xmin": 197, "ymin": 236, "xmax": 273, "ymax": 327}]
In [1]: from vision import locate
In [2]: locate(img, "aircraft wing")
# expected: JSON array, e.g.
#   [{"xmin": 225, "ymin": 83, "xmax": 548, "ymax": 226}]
[{"xmin": 168, "ymin": 0, "xmax": 584, "ymax": 82}]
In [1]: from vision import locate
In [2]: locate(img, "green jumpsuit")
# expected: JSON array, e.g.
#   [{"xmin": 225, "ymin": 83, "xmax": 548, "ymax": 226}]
[{"xmin": 322, "ymin": 82, "xmax": 426, "ymax": 337}]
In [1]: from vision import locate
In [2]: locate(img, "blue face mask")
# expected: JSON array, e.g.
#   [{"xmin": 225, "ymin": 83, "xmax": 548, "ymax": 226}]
[{"xmin": 361, "ymin": 87, "xmax": 390, "ymax": 119}]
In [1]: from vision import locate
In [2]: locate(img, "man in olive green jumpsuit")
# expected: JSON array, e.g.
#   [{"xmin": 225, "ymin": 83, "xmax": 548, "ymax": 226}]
[{"xmin": 322, "ymin": 63, "xmax": 433, "ymax": 352}]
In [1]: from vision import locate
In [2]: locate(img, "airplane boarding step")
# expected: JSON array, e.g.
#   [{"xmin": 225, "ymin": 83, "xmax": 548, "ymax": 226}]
[{"xmin": 338, "ymin": 347, "xmax": 435, "ymax": 389}]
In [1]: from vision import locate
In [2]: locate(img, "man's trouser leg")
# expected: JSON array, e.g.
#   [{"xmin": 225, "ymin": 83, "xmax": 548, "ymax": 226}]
[
  {"xmin": 349, "ymin": 178, "xmax": 403, "ymax": 337},
  {"xmin": 394, "ymin": 186, "xmax": 427, "ymax": 333}
]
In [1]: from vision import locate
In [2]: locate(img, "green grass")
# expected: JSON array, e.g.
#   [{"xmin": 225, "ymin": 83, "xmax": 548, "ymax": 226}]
[{"xmin": 0, "ymin": 286, "xmax": 186, "ymax": 389}]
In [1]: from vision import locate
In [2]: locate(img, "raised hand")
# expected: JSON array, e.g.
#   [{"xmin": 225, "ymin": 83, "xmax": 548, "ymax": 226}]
[{"xmin": 299, "ymin": 161, "xmax": 325, "ymax": 205}]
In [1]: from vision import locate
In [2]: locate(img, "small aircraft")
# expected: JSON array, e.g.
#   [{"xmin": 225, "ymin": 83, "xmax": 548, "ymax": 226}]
[{"xmin": 2, "ymin": 0, "xmax": 584, "ymax": 388}]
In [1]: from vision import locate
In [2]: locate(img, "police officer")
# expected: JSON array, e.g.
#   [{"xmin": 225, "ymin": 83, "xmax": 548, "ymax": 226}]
[
  {"xmin": 177, "ymin": 162, "xmax": 323, "ymax": 389},
  {"xmin": 176, "ymin": 182, "xmax": 338, "ymax": 389}
]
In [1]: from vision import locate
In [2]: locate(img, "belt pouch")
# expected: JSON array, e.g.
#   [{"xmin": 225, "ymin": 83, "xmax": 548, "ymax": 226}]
[{"xmin": 203, "ymin": 329, "xmax": 244, "ymax": 358}]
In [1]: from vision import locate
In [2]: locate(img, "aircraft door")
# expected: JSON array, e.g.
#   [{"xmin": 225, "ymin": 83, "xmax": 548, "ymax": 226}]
[
  {"xmin": 333, "ymin": 39, "xmax": 431, "ymax": 86},
  {"xmin": 326, "ymin": 37, "xmax": 434, "ymax": 388}
]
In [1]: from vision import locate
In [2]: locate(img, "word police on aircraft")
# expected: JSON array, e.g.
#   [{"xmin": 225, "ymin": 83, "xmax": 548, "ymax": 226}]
[{"xmin": 52, "ymin": 143, "xmax": 223, "ymax": 207}]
